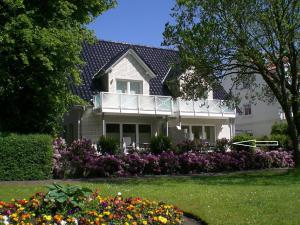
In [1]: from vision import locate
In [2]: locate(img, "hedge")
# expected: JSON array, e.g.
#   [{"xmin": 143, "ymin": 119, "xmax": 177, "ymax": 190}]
[
  {"xmin": 53, "ymin": 138, "xmax": 294, "ymax": 178},
  {"xmin": 0, "ymin": 134, "xmax": 53, "ymax": 180}
]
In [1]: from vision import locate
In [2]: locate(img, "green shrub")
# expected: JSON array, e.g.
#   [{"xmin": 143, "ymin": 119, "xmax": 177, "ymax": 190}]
[
  {"xmin": 150, "ymin": 135, "xmax": 172, "ymax": 154},
  {"xmin": 0, "ymin": 134, "xmax": 53, "ymax": 180},
  {"xmin": 271, "ymin": 122, "xmax": 288, "ymax": 135},
  {"xmin": 230, "ymin": 133, "xmax": 255, "ymax": 152},
  {"xmin": 97, "ymin": 136, "xmax": 119, "ymax": 155},
  {"xmin": 269, "ymin": 134, "xmax": 290, "ymax": 149}
]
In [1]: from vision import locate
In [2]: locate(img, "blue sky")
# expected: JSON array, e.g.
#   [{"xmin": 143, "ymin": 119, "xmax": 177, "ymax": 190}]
[{"xmin": 88, "ymin": 0, "xmax": 175, "ymax": 47}]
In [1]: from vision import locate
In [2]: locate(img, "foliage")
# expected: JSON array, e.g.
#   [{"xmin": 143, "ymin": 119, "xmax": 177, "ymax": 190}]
[
  {"xmin": 0, "ymin": 189, "xmax": 183, "ymax": 225},
  {"xmin": 45, "ymin": 183, "xmax": 92, "ymax": 213},
  {"xmin": 65, "ymin": 139, "xmax": 98, "ymax": 178},
  {"xmin": 52, "ymin": 137, "xmax": 69, "ymax": 178},
  {"xmin": 0, "ymin": 134, "xmax": 53, "ymax": 180},
  {"xmin": 215, "ymin": 138, "xmax": 229, "ymax": 152},
  {"xmin": 269, "ymin": 134, "xmax": 290, "ymax": 150},
  {"xmin": 271, "ymin": 123, "xmax": 289, "ymax": 136},
  {"xmin": 54, "ymin": 149, "xmax": 294, "ymax": 178},
  {"xmin": 150, "ymin": 135, "xmax": 172, "ymax": 154},
  {"xmin": 163, "ymin": 0, "xmax": 300, "ymax": 165},
  {"xmin": 176, "ymin": 140, "xmax": 197, "ymax": 152},
  {"xmin": 230, "ymin": 134, "xmax": 255, "ymax": 152},
  {"xmin": 97, "ymin": 136, "xmax": 119, "ymax": 155},
  {"xmin": 0, "ymin": 0, "xmax": 116, "ymax": 135}
]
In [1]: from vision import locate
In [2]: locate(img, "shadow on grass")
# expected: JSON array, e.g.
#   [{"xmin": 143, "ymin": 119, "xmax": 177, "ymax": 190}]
[{"xmin": 83, "ymin": 169, "xmax": 300, "ymax": 187}]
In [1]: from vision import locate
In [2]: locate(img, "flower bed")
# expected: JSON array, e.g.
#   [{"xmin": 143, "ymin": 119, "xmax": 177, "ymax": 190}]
[
  {"xmin": 53, "ymin": 138, "xmax": 295, "ymax": 178},
  {"xmin": 0, "ymin": 184, "xmax": 183, "ymax": 224}
]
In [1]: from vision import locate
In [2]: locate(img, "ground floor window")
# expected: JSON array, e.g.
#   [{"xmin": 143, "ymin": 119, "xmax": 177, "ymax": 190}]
[
  {"xmin": 139, "ymin": 124, "xmax": 151, "ymax": 146},
  {"xmin": 105, "ymin": 123, "xmax": 151, "ymax": 148},
  {"xmin": 181, "ymin": 125, "xmax": 216, "ymax": 145},
  {"xmin": 106, "ymin": 124, "xmax": 120, "ymax": 142},
  {"xmin": 123, "ymin": 124, "xmax": 136, "ymax": 145}
]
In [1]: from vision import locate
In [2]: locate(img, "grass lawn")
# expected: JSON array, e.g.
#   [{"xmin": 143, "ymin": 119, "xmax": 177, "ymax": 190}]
[{"xmin": 0, "ymin": 169, "xmax": 300, "ymax": 225}]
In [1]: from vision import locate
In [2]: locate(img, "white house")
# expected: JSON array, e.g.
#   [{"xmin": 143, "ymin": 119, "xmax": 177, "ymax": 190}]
[
  {"xmin": 222, "ymin": 74, "xmax": 285, "ymax": 136},
  {"xmin": 64, "ymin": 40, "xmax": 236, "ymax": 148}
]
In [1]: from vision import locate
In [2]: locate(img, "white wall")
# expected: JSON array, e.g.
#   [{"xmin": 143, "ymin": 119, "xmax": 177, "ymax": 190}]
[
  {"xmin": 108, "ymin": 54, "xmax": 151, "ymax": 95},
  {"xmin": 222, "ymin": 74, "xmax": 282, "ymax": 136}
]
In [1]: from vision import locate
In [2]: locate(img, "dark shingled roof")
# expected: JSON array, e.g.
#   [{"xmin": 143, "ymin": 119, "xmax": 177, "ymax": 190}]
[{"xmin": 70, "ymin": 40, "xmax": 228, "ymax": 102}]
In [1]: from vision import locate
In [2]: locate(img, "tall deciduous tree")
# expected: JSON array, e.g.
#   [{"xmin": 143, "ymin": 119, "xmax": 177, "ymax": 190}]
[
  {"xmin": 0, "ymin": 0, "xmax": 115, "ymax": 135},
  {"xmin": 163, "ymin": 0, "xmax": 300, "ymax": 166}
]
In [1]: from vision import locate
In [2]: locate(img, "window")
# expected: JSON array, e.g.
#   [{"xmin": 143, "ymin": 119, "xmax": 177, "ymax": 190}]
[
  {"xmin": 123, "ymin": 124, "xmax": 136, "ymax": 144},
  {"xmin": 130, "ymin": 81, "xmax": 142, "ymax": 94},
  {"xmin": 116, "ymin": 80, "xmax": 127, "ymax": 93},
  {"xmin": 139, "ymin": 124, "xmax": 151, "ymax": 144},
  {"xmin": 116, "ymin": 80, "xmax": 142, "ymax": 94},
  {"xmin": 106, "ymin": 124, "xmax": 120, "ymax": 144},
  {"xmin": 244, "ymin": 104, "xmax": 252, "ymax": 115}
]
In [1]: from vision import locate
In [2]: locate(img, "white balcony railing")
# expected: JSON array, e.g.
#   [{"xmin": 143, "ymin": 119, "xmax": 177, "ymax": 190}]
[
  {"xmin": 93, "ymin": 92, "xmax": 235, "ymax": 117},
  {"xmin": 93, "ymin": 92, "xmax": 173, "ymax": 115},
  {"xmin": 174, "ymin": 99, "xmax": 235, "ymax": 117}
]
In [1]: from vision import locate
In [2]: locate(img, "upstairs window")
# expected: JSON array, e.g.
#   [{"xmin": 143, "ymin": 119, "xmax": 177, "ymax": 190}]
[
  {"xmin": 243, "ymin": 104, "xmax": 252, "ymax": 115},
  {"xmin": 116, "ymin": 80, "xmax": 142, "ymax": 94}
]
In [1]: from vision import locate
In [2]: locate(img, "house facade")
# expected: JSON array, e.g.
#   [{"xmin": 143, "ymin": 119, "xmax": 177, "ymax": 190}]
[
  {"xmin": 222, "ymin": 74, "xmax": 285, "ymax": 136},
  {"xmin": 64, "ymin": 40, "xmax": 236, "ymax": 148}
]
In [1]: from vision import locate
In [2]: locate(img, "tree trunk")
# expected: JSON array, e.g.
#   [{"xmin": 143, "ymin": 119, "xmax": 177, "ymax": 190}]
[{"xmin": 286, "ymin": 117, "xmax": 300, "ymax": 169}]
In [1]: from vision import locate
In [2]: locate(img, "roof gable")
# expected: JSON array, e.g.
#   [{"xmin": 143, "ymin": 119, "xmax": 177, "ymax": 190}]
[{"xmin": 104, "ymin": 48, "xmax": 156, "ymax": 79}]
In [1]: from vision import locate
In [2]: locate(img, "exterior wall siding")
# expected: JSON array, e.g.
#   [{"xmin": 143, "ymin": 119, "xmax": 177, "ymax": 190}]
[
  {"xmin": 108, "ymin": 54, "xmax": 151, "ymax": 94},
  {"xmin": 222, "ymin": 74, "xmax": 282, "ymax": 136}
]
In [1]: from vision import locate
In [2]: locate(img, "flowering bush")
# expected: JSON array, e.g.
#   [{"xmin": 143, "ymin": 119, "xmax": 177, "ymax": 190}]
[
  {"xmin": 53, "ymin": 138, "xmax": 295, "ymax": 178},
  {"xmin": 0, "ymin": 185, "xmax": 183, "ymax": 224}
]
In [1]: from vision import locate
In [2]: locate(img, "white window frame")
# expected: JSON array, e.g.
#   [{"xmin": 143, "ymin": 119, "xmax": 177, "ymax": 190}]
[
  {"xmin": 116, "ymin": 79, "xmax": 143, "ymax": 94},
  {"xmin": 105, "ymin": 122, "xmax": 152, "ymax": 147}
]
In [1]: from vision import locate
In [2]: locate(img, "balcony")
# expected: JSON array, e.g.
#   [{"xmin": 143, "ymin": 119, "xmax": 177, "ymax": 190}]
[
  {"xmin": 174, "ymin": 99, "xmax": 235, "ymax": 118},
  {"xmin": 93, "ymin": 92, "xmax": 173, "ymax": 115},
  {"xmin": 93, "ymin": 92, "xmax": 235, "ymax": 118}
]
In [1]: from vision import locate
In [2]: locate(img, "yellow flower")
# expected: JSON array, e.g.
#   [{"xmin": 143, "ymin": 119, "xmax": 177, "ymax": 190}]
[
  {"xmin": 103, "ymin": 211, "xmax": 110, "ymax": 216},
  {"xmin": 142, "ymin": 221, "xmax": 148, "ymax": 225},
  {"xmin": 43, "ymin": 215, "xmax": 52, "ymax": 221},
  {"xmin": 127, "ymin": 214, "xmax": 133, "ymax": 219},
  {"xmin": 158, "ymin": 216, "xmax": 168, "ymax": 224}
]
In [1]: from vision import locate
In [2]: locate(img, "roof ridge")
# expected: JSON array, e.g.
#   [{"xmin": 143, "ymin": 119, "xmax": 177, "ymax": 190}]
[{"xmin": 98, "ymin": 39, "xmax": 178, "ymax": 53}]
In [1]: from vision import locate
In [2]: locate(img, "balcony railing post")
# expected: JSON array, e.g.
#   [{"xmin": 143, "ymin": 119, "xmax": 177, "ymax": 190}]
[
  {"xmin": 171, "ymin": 97, "xmax": 174, "ymax": 114},
  {"xmin": 119, "ymin": 93, "xmax": 122, "ymax": 113},
  {"xmin": 101, "ymin": 92, "xmax": 104, "ymax": 108},
  {"xmin": 193, "ymin": 100, "xmax": 195, "ymax": 116},
  {"xmin": 154, "ymin": 96, "xmax": 157, "ymax": 114},
  {"xmin": 137, "ymin": 95, "xmax": 140, "ymax": 114}
]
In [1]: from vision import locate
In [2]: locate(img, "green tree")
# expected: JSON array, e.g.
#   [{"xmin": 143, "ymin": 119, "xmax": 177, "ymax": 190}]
[
  {"xmin": 0, "ymin": 0, "xmax": 115, "ymax": 135},
  {"xmin": 163, "ymin": 0, "xmax": 300, "ymax": 167}
]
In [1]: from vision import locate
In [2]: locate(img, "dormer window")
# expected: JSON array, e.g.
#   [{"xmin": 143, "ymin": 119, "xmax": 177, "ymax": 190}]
[{"xmin": 116, "ymin": 79, "xmax": 143, "ymax": 94}]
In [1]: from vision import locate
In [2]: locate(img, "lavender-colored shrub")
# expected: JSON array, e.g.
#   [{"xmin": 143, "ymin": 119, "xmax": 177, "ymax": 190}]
[
  {"xmin": 143, "ymin": 154, "xmax": 161, "ymax": 175},
  {"xmin": 159, "ymin": 151, "xmax": 181, "ymax": 174},
  {"xmin": 123, "ymin": 153, "xmax": 147, "ymax": 176},
  {"xmin": 53, "ymin": 138, "xmax": 295, "ymax": 178},
  {"xmin": 94, "ymin": 155, "xmax": 125, "ymax": 177},
  {"xmin": 65, "ymin": 139, "xmax": 98, "ymax": 177}
]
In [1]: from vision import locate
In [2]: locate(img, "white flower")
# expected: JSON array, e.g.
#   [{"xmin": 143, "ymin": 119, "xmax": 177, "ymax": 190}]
[
  {"xmin": 74, "ymin": 219, "xmax": 78, "ymax": 225},
  {"xmin": 118, "ymin": 192, "xmax": 122, "ymax": 196},
  {"xmin": 61, "ymin": 220, "xmax": 67, "ymax": 225}
]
